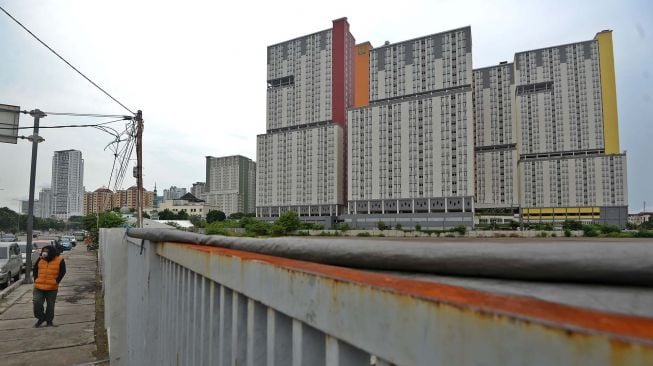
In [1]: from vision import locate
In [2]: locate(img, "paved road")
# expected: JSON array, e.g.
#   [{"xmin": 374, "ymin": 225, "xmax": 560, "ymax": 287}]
[{"xmin": 0, "ymin": 245, "xmax": 101, "ymax": 366}]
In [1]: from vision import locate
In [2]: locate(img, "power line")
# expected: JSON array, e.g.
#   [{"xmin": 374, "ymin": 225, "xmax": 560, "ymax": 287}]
[
  {"xmin": 0, "ymin": 5, "xmax": 135, "ymax": 115},
  {"xmin": 0, "ymin": 118, "xmax": 128, "ymax": 130}
]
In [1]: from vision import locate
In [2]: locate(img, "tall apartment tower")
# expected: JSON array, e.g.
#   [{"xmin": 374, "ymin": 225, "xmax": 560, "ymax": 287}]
[
  {"xmin": 256, "ymin": 18, "xmax": 355, "ymax": 226},
  {"xmin": 473, "ymin": 62, "xmax": 519, "ymax": 209},
  {"xmin": 51, "ymin": 150, "xmax": 84, "ymax": 219},
  {"xmin": 205, "ymin": 155, "xmax": 256, "ymax": 215},
  {"xmin": 346, "ymin": 27, "xmax": 476, "ymax": 229},
  {"xmin": 190, "ymin": 182, "xmax": 206, "ymax": 198},
  {"xmin": 513, "ymin": 31, "xmax": 627, "ymax": 226},
  {"xmin": 38, "ymin": 188, "xmax": 52, "ymax": 218}
]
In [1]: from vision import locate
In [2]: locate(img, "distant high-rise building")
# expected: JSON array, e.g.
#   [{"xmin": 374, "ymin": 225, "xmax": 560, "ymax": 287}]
[
  {"xmin": 205, "ymin": 155, "xmax": 256, "ymax": 215},
  {"xmin": 19, "ymin": 200, "xmax": 29, "ymax": 214},
  {"xmin": 191, "ymin": 182, "xmax": 206, "ymax": 198},
  {"xmin": 51, "ymin": 150, "xmax": 84, "ymax": 219},
  {"xmin": 38, "ymin": 188, "xmax": 52, "ymax": 218},
  {"xmin": 163, "ymin": 186, "xmax": 187, "ymax": 201}
]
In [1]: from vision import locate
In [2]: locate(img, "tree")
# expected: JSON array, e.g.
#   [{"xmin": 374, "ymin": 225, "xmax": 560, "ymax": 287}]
[
  {"xmin": 394, "ymin": 223, "xmax": 402, "ymax": 231},
  {"xmin": 189, "ymin": 214, "xmax": 206, "ymax": 228},
  {"xmin": 176, "ymin": 209, "xmax": 189, "ymax": 220},
  {"xmin": 206, "ymin": 210, "xmax": 226, "ymax": 223},
  {"xmin": 228, "ymin": 212, "xmax": 245, "ymax": 220},
  {"xmin": 274, "ymin": 211, "xmax": 301, "ymax": 235},
  {"xmin": 82, "ymin": 212, "xmax": 126, "ymax": 245},
  {"xmin": 245, "ymin": 220, "xmax": 271, "ymax": 236},
  {"xmin": 158, "ymin": 209, "xmax": 176, "ymax": 220},
  {"xmin": 142, "ymin": 211, "xmax": 151, "ymax": 219},
  {"xmin": 377, "ymin": 221, "xmax": 388, "ymax": 231},
  {"xmin": 0, "ymin": 207, "xmax": 19, "ymax": 232}
]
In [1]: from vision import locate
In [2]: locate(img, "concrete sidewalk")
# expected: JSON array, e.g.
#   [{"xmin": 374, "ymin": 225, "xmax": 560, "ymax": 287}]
[{"xmin": 0, "ymin": 245, "xmax": 105, "ymax": 366}]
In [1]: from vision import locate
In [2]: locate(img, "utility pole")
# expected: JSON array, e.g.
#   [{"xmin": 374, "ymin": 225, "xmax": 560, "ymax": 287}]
[
  {"xmin": 135, "ymin": 110, "xmax": 143, "ymax": 228},
  {"xmin": 25, "ymin": 109, "xmax": 46, "ymax": 284}
]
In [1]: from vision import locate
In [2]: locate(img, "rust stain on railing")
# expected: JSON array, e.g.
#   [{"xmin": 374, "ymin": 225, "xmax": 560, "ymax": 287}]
[{"xmin": 164, "ymin": 242, "xmax": 653, "ymax": 348}]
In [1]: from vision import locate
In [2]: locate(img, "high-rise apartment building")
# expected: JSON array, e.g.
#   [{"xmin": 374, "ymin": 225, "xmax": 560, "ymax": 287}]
[
  {"xmin": 513, "ymin": 31, "xmax": 627, "ymax": 226},
  {"xmin": 254, "ymin": 20, "xmax": 628, "ymax": 228},
  {"xmin": 256, "ymin": 18, "xmax": 354, "ymax": 225},
  {"xmin": 51, "ymin": 150, "xmax": 84, "ymax": 219},
  {"xmin": 204, "ymin": 155, "xmax": 256, "ymax": 215},
  {"xmin": 473, "ymin": 62, "xmax": 519, "ymax": 209},
  {"xmin": 190, "ymin": 182, "xmax": 206, "ymax": 198},
  {"xmin": 163, "ymin": 186, "xmax": 187, "ymax": 201},
  {"xmin": 346, "ymin": 27, "xmax": 476, "ymax": 229},
  {"xmin": 38, "ymin": 188, "xmax": 52, "ymax": 218}
]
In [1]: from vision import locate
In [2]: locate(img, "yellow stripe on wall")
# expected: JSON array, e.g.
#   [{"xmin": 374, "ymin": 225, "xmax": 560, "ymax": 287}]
[{"xmin": 595, "ymin": 31, "xmax": 620, "ymax": 154}]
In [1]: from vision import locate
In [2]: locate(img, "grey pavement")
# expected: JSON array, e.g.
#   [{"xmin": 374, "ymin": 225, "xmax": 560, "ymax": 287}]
[{"xmin": 0, "ymin": 245, "xmax": 103, "ymax": 366}]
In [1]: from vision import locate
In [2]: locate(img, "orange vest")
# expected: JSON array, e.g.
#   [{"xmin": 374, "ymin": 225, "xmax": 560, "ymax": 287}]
[{"xmin": 35, "ymin": 256, "xmax": 63, "ymax": 291}]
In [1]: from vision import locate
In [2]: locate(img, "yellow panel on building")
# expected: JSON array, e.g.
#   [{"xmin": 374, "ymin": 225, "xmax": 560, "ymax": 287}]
[{"xmin": 595, "ymin": 31, "xmax": 620, "ymax": 154}]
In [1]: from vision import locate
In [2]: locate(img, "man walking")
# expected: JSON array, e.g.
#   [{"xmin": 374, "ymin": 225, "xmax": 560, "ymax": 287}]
[{"xmin": 32, "ymin": 244, "xmax": 66, "ymax": 327}]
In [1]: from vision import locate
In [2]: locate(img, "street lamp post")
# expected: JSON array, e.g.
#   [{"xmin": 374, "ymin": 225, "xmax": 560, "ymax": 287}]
[{"xmin": 24, "ymin": 109, "xmax": 46, "ymax": 284}]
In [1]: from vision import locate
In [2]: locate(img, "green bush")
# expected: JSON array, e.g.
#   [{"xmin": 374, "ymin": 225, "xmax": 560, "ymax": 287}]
[
  {"xmin": 634, "ymin": 229, "xmax": 653, "ymax": 238},
  {"xmin": 599, "ymin": 224, "xmax": 620, "ymax": 234},
  {"xmin": 206, "ymin": 210, "xmax": 226, "ymax": 223},
  {"xmin": 335, "ymin": 223, "xmax": 351, "ymax": 231},
  {"xmin": 394, "ymin": 223, "xmax": 402, "ymax": 231},
  {"xmin": 357, "ymin": 232, "xmax": 371, "ymax": 237},
  {"xmin": 244, "ymin": 220, "xmax": 271, "ymax": 236},
  {"xmin": 274, "ymin": 211, "xmax": 301, "ymax": 235},
  {"xmin": 582, "ymin": 225, "xmax": 599, "ymax": 237},
  {"xmin": 377, "ymin": 221, "xmax": 388, "ymax": 231},
  {"xmin": 452, "ymin": 225, "xmax": 467, "ymax": 235},
  {"xmin": 564, "ymin": 229, "xmax": 572, "ymax": 237},
  {"xmin": 415, "ymin": 224, "xmax": 422, "ymax": 232},
  {"xmin": 563, "ymin": 220, "xmax": 583, "ymax": 231}
]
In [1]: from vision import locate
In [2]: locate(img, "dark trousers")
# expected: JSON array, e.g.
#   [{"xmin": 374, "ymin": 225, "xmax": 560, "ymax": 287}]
[{"xmin": 33, "ymin": 288, "xmax": 58, "ymax": 322}]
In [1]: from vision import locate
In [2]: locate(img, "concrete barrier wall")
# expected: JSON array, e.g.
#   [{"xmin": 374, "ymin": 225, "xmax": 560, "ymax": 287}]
[{"xmin": 100, "ymin": 229, "xmax": 653, "ymax": 365}]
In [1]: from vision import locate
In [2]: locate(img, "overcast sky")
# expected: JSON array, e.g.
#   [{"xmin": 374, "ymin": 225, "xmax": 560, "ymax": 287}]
[{"xmin": 0, "ymin": 0, "xmax": 651, "ymax": 212}]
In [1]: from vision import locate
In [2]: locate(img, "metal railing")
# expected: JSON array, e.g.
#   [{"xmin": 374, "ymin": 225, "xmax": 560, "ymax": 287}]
[{"xmin": 99, "ymin": 228, "xmax": 653, "ymax": 366}]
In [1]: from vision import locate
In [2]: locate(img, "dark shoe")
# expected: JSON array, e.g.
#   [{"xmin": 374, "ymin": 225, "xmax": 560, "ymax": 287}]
[
  {"xmin": 46, "ymin": 321, "xmax": 54, "ymax": 327},
  {"xmin": 34, "ymin": 320, "xmax": 44, "ymax": 328}
]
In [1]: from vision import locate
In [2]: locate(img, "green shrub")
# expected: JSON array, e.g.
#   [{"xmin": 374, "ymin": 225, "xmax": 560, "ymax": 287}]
[
  {"xmin": 599, "ymin": 224, "xmax": 620, "ymax": 234},
  {"xmin": 377, "ymin": 221, "xmax": 388, "ymax": 231},
  {"xmin": 335, "ymin": 222, "xmax": 351, "ymax": 231},
  {"xmin": 394, "ymin": 223, "xmax": 402, "ymax": 230},
  {"xmin": 563, "ymin": 220, "xmax": 583, "ymax": 231},
  {"xmin": 452, "ymin": 225, "xmax": 467, "ymax": 235},
  {"xmin": 634, "ymin": 229, "xmax": 653, "ymax": 238},
  {"xmin": 582, "ymin": 225, "xmax": 598, "ymax": 237},
  {"xmin": 357, "ymin": 232, "xmax": 371, "ymax": 237},
  {"xmin": 244, "ymin": 220, "xmax": 271, "ymax": 236},
  {"xmin": 415, "ymin": 224, "xmax": 422, "ymax": 232},
  {"xmin": 564, "ymin": 229, "xmax": 572, "ymax": 237}
]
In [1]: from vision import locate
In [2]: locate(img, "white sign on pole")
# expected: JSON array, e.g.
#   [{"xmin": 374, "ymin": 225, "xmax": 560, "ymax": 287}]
[{"xmin": 0, "ymin": 104, "xmax": 20, "ymax": 144}]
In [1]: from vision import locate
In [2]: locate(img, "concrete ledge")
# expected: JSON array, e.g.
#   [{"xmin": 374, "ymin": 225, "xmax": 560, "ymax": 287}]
[{"xmin": 0, "ymin": 278, "xmax": 24, "ymax": 301}]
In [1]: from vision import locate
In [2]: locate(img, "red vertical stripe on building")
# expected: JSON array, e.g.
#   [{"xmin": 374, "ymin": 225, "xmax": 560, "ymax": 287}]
[{"xmin": 332, "ymin": 18, "xmax": 348, "ymax": 127}]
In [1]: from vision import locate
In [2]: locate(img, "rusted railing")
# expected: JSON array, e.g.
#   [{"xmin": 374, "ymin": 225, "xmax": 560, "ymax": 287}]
[{"xmin": 99, "ymin": 228, "xmax": 653, "ymax": 366}]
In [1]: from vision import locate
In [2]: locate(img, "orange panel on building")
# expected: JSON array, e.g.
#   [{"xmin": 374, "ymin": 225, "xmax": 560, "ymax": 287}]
[{"xmin": 353, "ymin": 42, "xmax": 372, "ymax": 108}]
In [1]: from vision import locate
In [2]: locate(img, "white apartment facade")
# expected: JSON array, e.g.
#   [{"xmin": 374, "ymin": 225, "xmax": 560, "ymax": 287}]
[
  {"xmin": 256, "ymin": 18, "xmax": 354, "ymax": 223},
  {"xmin": 514, "ymin": 32, "xmax": 628, "ymax": 226},
  {"xmin": 51, "ymin": 150, "xmax": 84, "ymax": 219},
  {"xmin": 346, "ymin": 27, "xmax": 475, "ymax": 228},
  {"xmin": 204, "ymin": 155, "xmax": 256, "ymax": 215},
  {"xmin": 473, "ymin": 63, "xmax": 519, "ymax": 209}
]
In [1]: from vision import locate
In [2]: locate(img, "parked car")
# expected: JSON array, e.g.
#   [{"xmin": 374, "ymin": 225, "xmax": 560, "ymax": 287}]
[
  {"xmin": 0, "ymin": 234, "xmax": 17, "ymax": 242},
  {"xmin": 0, "ymin": 242, "xmax": 22, "ymax": 289},
  {"xmin": 17, "ymin": 242, "xmax": 39, "ymax": 272}
]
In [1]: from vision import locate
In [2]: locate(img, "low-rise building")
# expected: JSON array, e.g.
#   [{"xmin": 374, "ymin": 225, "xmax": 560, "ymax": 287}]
[
  {"xmin": 628, "ymin": 212, "xmax": 652, "ymax": 226},
  {"xmin": 158, "ymin": 193, "xmax": 219, "ymax": 219}
]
